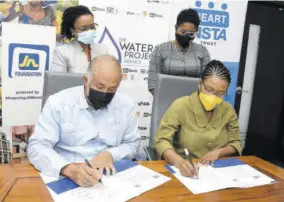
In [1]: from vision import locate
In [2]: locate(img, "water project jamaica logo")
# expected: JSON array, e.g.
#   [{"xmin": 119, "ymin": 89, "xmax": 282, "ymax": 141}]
[
  {"xmin": 195, "ymin": 1, "xmax": 229, "ymax": 45},
  {"xmin": 98, "ymin": 27, "xmax": 154, "ymax": 65},
  {"xmin": 98, "ymin": 27, "xmax": 122, "ymax": 64},
  {"xmin": 8, "ymin": 43, "xmax": 49, "ymax": 78}
]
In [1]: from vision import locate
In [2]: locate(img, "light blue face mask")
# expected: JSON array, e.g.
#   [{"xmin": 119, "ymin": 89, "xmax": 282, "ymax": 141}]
[{"xmin": 77, "ymin": 30, "xmax": 96, "ymax": 45}]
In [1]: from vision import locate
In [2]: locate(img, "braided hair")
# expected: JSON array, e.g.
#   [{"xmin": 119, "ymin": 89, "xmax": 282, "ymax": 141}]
[
  {"xmin": 176, "ymin": 8, "xmax": 200, "ymax": 29},
  {"xmin": 61, "ymin": 5, "xmax": 93, "ymax": 40},
  {"xmin": 201, "ymin": 60, "xmax": 231, "ymax": 84}
]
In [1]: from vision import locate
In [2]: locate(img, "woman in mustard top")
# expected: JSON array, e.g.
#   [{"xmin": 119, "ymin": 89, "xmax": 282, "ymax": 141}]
[{"xmin": 154, "ymin": 60, "xmax": 242, "ymax": 177}]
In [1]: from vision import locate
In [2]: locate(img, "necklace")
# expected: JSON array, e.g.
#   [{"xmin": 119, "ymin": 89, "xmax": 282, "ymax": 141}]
[{"xmin": 173, "ymin": 42, "xmax": 191, "ymax": 62}]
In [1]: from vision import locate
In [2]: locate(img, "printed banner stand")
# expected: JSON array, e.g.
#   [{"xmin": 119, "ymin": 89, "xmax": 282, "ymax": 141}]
[{"xmin": 1, "ymin": 23, "xmax": 56, "ymax": 126}]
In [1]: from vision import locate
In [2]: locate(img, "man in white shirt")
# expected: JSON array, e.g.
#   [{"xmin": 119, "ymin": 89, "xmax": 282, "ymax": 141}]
[{"xmin": 28, "ymin": 54, "xmax": 140, "ymax": 187}]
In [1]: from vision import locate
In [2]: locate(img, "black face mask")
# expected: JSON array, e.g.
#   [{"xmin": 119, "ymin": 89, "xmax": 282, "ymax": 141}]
[
  {"xmin": 175, "ymin": 33, "xmax": 194, "ymax": 48},
  {"xmin": 87, "ymin": 88, "xmax": 115, "ymax": 110}
]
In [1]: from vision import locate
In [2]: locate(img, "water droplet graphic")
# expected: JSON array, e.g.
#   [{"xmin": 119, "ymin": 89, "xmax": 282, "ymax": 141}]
[{"xmin": 98, "ymin": 27, "xmax": 122, "ymax": 64}]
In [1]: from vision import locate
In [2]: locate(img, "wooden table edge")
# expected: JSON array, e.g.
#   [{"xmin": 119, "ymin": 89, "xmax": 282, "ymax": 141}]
[{"xmin": 1, "ymin": 156, "xmax": 284, "ymax": 202}]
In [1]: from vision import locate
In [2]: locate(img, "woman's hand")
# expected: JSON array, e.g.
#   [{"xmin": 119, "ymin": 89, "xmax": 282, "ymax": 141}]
[
  {"xmin": 200, "ymin": 149, "xmax": 221, "ymax": 166},
  {"xmin": 175, "ymin": 159, "xmax": 199, "ymax": 177}
]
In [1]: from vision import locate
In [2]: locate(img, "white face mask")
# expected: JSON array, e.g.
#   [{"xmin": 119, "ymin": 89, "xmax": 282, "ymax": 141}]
[{"xmin": 77, "ymin": 30, "xmax": 96, "ymax": 45}]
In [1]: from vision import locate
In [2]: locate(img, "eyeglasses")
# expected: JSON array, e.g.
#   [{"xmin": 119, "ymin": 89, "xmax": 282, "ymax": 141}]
[
  {"xmin": 75, "ymin": 23, "xmax": 98, "ymax": 32},
  {"xmin": 177, "ymin": 28, "xmax": 197, "ymax": 38},
  {"xmin": 202, "ymin": 82, "xmax": 227, "ymax": 98}
]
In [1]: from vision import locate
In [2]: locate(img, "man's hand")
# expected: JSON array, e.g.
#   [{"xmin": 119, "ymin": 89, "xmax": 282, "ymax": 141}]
[
  {"xmin": 200, "ymin": 149, "xmax": 221, "ymax": 166},
  {"xmin": 91, "ymin": 151, "xmax": 116, "ymax": 176},
  {"xmin": 60, "ymin": 163, "xmax": 100, "ymax": 187},
  {"xmin": 175, "ymin": 159, "xmax": 199, "ymax": 177}
]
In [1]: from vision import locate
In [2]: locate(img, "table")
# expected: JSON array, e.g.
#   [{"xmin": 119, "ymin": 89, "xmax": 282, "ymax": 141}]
[{"xmin": 1, "ymin": 156, "xmax": 284, "ymax": 202}]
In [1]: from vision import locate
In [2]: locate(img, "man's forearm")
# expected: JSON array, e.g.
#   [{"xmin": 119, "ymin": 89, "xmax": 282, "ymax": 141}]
[
  {"xmin": 105, "ymin": 142, "xmax": 139, "ymax": 162},
  {"xmin": 28, "ymin": 144, "xmax": 69, "ymax": 178}
]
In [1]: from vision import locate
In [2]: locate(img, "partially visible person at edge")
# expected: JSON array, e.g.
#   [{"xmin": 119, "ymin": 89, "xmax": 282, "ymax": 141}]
[
  {"xmin": 28, "ymin": 55, "xmax": 140, "ymax": 187},
  {"xmin": 0, "ymin": 0, "xmax": 23, "ymax": 23},
  {"xmin": 19, "ymin": 0, "xmax": 56, "ymax": 26},
  {"xmin": 51, "ymin": 5, "xmax": 108, "ymax": 73},
  {"xmin": 148, "ymin": 8, "xmax": 210, "ymax": 96},
  {"xmin": 154, "ymin": 60, "xmax": 242, "ymax": 177}
]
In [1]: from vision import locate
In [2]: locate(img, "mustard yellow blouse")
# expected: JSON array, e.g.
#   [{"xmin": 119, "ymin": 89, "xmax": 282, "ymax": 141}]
[{"xmin": 154, "ymin": 92, "xmax": 242, "ymax": 159}]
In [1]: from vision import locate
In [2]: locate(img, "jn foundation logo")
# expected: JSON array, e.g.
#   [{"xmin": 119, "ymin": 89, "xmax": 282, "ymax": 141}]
[
  {"xmin": 92, "ymin": 7, "xmax": 105, "ymax": 12},
  {"xmin": 19, "ymin": 54, "xmax": 39, "ymax": 70},
  {"xmin": 8, "ymin": 43, "xmax": 49, "ymax": 78},
  {"xmin": 123, "ymin": 68, "xmax": 138, "ymax": 73},
  {"xmin": 149, "ymin": 13, "xmax": 163, "ymax": 18},
  {"xmin": 195, "ymin": 1, "xmax": 229, "ymax": 44}
]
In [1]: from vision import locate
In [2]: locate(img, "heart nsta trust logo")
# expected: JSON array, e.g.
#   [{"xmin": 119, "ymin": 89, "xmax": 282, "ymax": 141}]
[{"xmin": 195, "ymin": 1, "xmax": 229, "ymax": 46}]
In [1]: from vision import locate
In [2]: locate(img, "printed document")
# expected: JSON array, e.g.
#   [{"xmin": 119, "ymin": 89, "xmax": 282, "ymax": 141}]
[
  {"xmin": 169, "ymin": 164, "xmax": 276, "ymax": 194},
  {"xmin": 41, "ymin": 162, "xmax": 170, "ymax": 202}
]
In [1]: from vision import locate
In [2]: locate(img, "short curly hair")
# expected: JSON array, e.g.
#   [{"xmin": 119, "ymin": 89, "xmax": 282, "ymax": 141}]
[{"xmin": 176, "ymin": 8, "xmax": 200, "ymax": 30}]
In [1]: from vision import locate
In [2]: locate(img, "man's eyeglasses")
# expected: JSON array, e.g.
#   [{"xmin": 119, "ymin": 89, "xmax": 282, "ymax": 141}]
[
  {"xmin": 202, "ymin": 82, "xmax": 227, "ymax": 98},
  {"xmin": 177, "ymin": 28, "xmax": 197, "ymax": 38},
  {"xmin": 75, "ymin": 23, "xmax": 98, "ymax": 32}
]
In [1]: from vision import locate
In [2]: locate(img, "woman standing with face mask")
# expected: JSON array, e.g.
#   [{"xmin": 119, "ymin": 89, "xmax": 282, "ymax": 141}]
[
  {"xmin": 51, "ymin": 5, "xmax": 108, "ymax": 73},
  {"xmin": 148, "ymin": 8, "xmax": 210, "ymax": 95},
  {"xmin": 154, "ymin": 60, "xmax": 242, "ymax": 177}
]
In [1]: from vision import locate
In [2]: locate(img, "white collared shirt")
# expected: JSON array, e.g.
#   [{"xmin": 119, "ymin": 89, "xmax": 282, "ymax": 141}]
[{"xmin": 28, "ymin": 86, "xmax": 140, "ymax": 177}]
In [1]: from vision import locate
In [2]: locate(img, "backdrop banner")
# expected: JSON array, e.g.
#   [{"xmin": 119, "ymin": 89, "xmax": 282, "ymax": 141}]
[
  {"xmin": 0, "ymin": 0, "xmax": 248, "ymax": 158},
  {"xmin": 80, "ymin": 0, "xmax": 248, "ymax": 150},
  {"xmin": 1, "ymin": 23, "xmax": 55, "ymax": 126},
  {"xmin": 80, "ymin": 0, "xmax": 171, "ymax": 149}
]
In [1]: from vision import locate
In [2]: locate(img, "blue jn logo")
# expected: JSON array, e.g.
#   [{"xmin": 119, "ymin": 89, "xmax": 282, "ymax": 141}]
[
  {"xmin": 8, "ymin": 43, "xmax": 50, "ymax": 78},
  {"xmin": 19, "ymin": 53, "xmax": 39, "ymax": 70},
  {"xmin": 195, "ymin": 1, "xmax": 229, "ymax": 42}
]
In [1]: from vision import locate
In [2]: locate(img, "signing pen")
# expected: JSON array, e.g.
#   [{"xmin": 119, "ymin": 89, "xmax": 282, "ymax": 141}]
[
  {"xmin": 85, "ymin": 159, "xmax": 103, "ymax": 184},
  {"xmin": 184, "ymin": 148, "xmax": 199, "ymax": 179}
]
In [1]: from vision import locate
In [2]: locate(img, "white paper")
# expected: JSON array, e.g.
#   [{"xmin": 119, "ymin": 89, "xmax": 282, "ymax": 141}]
[
  {"xmin": 170, "ymin": 164, "xmax": 276, "ymax": 194},
  {"xmin": 116, "ymin": 165, "xmax": 171, "ymax": 195},
  {"xmin": 40, "ymin": 164, "xmax": 170, "ymax": 202},
  {"xmin": 57, "ymin": 176, "xmax": 137, "ymax": 202}
]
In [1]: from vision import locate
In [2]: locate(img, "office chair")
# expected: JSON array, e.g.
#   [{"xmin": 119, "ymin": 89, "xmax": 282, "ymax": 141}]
[
  {"xmin": 42, "ymin": 71, "xmax": 83, "ymax": 109},
  {"xmin": 144, "ymin": 74, "xmax": 199, "ymax": 160}
]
